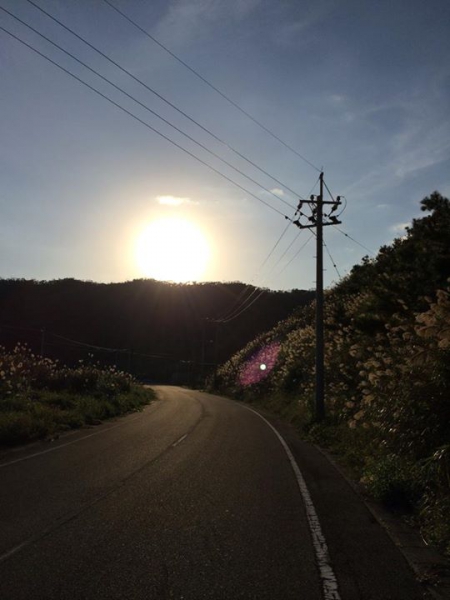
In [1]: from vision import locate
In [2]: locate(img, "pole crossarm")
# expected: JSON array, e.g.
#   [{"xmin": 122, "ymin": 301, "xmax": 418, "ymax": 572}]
[
  {"xmin": 292, "ymin": 193, "xmax": 344, "ymax": 230},
  {"xmin": 292, "ymin": 219, "xmax": 341, "ymax": 229}
]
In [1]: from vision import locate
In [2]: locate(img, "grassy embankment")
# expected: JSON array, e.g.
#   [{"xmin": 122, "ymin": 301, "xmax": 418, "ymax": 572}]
[
  {"xmin": 0, "ymin": 344, "xmax": 154, "ymax": 446},
  {"xmin": 214, "ymin": 193, "xmax": 450, "ymax": 558}
]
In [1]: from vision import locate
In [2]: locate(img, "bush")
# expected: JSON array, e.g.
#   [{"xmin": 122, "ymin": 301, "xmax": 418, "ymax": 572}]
[
  {"xmin": 362, "ymin": 455, "xmax": 423, "ymax": 509},
  {"xmin": 0, "ymin": 345, "xmax": 154, "ymax": 445}
]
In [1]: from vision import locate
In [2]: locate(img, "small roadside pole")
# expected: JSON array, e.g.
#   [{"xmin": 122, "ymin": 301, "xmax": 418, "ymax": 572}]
[{"xmin": 292, "ymin": 172, "xmax": 342, "ymax": 421}]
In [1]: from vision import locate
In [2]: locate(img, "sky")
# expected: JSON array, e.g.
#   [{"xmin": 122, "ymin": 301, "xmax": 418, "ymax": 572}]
[{"xmin": 1, "ymin": 0, "xmax": 449, "ymax": 291}]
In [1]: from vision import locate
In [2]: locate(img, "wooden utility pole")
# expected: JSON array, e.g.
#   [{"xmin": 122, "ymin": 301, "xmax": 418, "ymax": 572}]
[
  {"xmin": 315, "ymin": 172, "xmax": 325, "ymax": 420},
  {"xmin": 291, "ymin": 171, "xmax": 342, "ymax": 421}
]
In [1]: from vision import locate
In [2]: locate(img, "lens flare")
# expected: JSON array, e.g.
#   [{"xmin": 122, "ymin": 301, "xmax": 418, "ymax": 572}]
[{"xmin": 239, "ymin": 342, "xmax": 280, "ymax": 386}]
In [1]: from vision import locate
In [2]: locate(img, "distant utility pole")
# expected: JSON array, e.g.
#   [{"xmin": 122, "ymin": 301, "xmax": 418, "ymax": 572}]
[{"xmin": 292, "ymin": 172, "xmax": 342, "ymax": 421}]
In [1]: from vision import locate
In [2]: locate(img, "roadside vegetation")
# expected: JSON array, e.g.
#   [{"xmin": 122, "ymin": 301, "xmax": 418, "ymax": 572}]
[
  {"xmin": 214, "ymin": 192, "xmax": 450, "ymax": 557},
  {"xmin": 0, "ymin": 345, "xmax": 154, "ymax": 446},
  {"xmin": 0, "ymin": 276, "xmax": 314, "ymax": 378}
]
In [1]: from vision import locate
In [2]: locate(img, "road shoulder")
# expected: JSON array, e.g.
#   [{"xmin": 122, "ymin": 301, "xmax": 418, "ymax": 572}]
[{"xmin": 241, "ymin": 402, "xmax": 450, "ymax": 600}]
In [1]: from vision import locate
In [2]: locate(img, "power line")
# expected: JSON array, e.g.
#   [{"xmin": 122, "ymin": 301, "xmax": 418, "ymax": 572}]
[
  {"xmin": 322, "ymin": 179, "xmax": 336, "ymax": 202},
  {"xmin": 0, "ymin": 6, "xmax": 297, "ymax": 214},
  {"xmin": 218, "ymin": 234, "xmax": 313, "ymax": 324},
  {"xmin": 49, "ymin": 332, "xmax": 128, "ymax": 353},
  {"xmin": 323, "ymin": 239, "xmax": 341, "ymax": 279},
  {"xmin": 312, "ymin": 176, "xmax": 343, "ymax": 279},
  {"xmin": 21, "ymin": 0, "xmax": 308, "ymax": 202},
  {"xmin": 268, "ymin": 176, "xmax": 321, "ymax": 273},
  {"xmin": 277, "ymin": 233, "xmax": 314, "ymax": 275},
  {"xmin": 101, "ymin": 0, "xmax": 321, "ymax": 173},
  {"xmin": 215, "ymin": 285, "xmax": 263, "ymax": 323},
  {"xmin": 216, "ymin": 229, "xmax": 314, "ymax": 324},
  {"xmin": 323, "ymin": 179, "xmax": 347, "ymax": 218},
  {"xmin": 0, "ymin": 324, "xmax": 199, "ymax": 363},
  {"xmin": 259, "ymin": 219, "xmax": 294, "ymax": 272},
  {"xmin": 333, "ymin": 226, "xmax": 375, "ymax": 255},
  {"xmin": 270, "ymin": 230, "xmax": 302, "ymax": 272},
  {"xmin": 245, "ymin": 175, "xmax": 321, "ymax": 286},
  {"xmin": 0, "ymin": 26, "xmax": 288, "ymax": 220},
  {"xmin": 214, "ymin": 218, "xmax": 295, "ymax": 322},
  {"xmin": 218, "ymin": 287, "xmax": 268, "ymax": 323},
  {"xmin": 214, "ymin": 175, "xmax": 320, "ymax": 322}
]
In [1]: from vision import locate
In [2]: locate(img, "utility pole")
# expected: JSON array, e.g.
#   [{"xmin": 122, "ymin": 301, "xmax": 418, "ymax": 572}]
[
  {"xmin": 316, "ymin": 172, "xmax": 325, "ymax": 421},
  {"xmin": 291, "ymin": 171, "xmax": 342, "ymax": 421}
]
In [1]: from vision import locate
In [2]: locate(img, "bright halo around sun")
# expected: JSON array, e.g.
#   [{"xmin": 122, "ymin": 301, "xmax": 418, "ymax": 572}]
[{"xmin": 135, "ymin": 217, "xmax": 210, "ymax": 282}]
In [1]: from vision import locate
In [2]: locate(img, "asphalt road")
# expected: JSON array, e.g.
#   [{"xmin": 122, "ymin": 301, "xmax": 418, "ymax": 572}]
[{"xmin": 0, "ymin": 386, "xmax": 428, "ymax": 599}]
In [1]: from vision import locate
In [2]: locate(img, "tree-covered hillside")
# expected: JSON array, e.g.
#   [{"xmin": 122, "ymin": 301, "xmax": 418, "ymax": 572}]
[
  {"xmin": 215, "ymin": 192, "xmax": 450, "ymax": 556},
  {"xmin": 0, "ymin": 278, "xmax": 313, "ymax": 383}
]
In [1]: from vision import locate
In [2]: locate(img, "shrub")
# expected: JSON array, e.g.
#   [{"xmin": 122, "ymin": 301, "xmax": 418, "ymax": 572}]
[
  {"xmin": 0, "ymin": 345, "xmax": 154, "ymax": 445},
  {"xmin": 362, "ymin": 455, "xmax": 423, "ymax": 510}
]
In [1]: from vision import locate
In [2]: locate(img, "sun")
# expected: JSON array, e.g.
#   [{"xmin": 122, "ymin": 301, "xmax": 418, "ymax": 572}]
[{"xmin": 135, "ymin": 217, "xmax": 210, "ymax": 282}]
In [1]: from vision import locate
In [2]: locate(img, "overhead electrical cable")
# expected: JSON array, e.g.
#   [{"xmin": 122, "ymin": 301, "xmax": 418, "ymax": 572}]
[
  {"xmin": 101, "ymin": 0, "xmax": 321, "ymax": 173},
  {"xmin": 214, "ymin": 285, "xmax": 260, "ymax": 323},
  {"xmin": 21, "ymin": 0, "xmax": 308, "ymax": 202},
  {"xmin": 214, "ymin": 217, "xmax": 294, "ymax": 322},
  {"xmin": 219, "ymin": 225, "xmax": 301, "ymax": 321},
  {"xmin": 333, "ymin": 226, "xmax": 375, "ymax": 255},
  {"xmin": 218, "ymin": 287, "xmax": 268, "ymax": 324},
  {"xmin": 0, "ymin": 6, "xmax": 297, "ymax": 213},
  {"xmin": 323, "ymin": 179, "xmax": 336, "ymax": 203},
  {"xmin": 258, "ymin": 219, "xmax": 294, "ymax": 273},
  {"xmin": 49, "ymin": 332, "xmax": 128, "ymax": 353},
  {"xmin": 323, "ymin": 179, "xmax": 347, "ymax": 218},
  {"xmin": 218, "ymin": 232, "xmax": 314, "ymax": 324},
  {"xmin": 214, "ymin": 174, "xmax": 320, "ymax": 323},
  {"xmin": 0, "ymin": 26, "xmax": 288, "ymax": 219},
  {"xmin": 323, "ymin": 240, "xmax": 342, "ymax": 279},
  {"xmin": 277, "ymin": 233, "xmax": 315, "ymax": 276},
  {"xmin": 216, "ymin": 227, "xmax": 314, "ymax": 324},
  {"xmin": 269, "ymin": 230, "xmax": 302, "ymax": 271},
  {"xmin": 36, "ymin": 330, "xmax": 198, "ymax": 362}
]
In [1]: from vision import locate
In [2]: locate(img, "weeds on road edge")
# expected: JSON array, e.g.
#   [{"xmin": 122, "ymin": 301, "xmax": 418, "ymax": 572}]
[{"xmin": 0, "ymin": 344, "xmax": 155, "ymax": 446}]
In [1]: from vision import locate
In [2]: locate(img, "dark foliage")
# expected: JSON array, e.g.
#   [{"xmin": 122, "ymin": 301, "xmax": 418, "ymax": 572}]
[{"xmin": 0, "ymin": 278, "xmax": 313, "ymax": 384}]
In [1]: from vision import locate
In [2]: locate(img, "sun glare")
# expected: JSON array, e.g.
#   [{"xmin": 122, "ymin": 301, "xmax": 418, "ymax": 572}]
[{"xmin": 135, "ymin": 218, "xmax": 210, "ymax": 282}]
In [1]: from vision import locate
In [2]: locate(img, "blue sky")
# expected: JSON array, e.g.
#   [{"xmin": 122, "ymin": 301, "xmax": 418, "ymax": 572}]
[{"xmin": 1, "ymin": 0, "xmax": 449, "ymax": 290}]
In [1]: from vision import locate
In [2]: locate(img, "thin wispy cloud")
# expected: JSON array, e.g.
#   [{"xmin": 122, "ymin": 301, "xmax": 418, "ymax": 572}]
[
  {"xmin": 393, "ymin": 126, "xmax": 450, "ymax": 179},
  {"xmin": 153, "ymin": 0, "xmax": 261, "ymax": 47},
  {"xmin": 274, "ymin": 0, "xmax": 337, "ymax": 46},
  {"xmin": 270, "ymin": 188, "xmax": 284, "ymax": 196},
  {"xmin": 156, "ymin": 195, "xmax": 195, "ymax": 207}
]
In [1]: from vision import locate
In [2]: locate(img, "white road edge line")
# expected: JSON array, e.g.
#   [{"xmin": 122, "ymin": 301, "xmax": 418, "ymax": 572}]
[
  {"xmin": 0, "ymin": 540, "xmax": 30, "ymax": 564},
  {"xmin": 243, "ymin": 405, "xmax": 341, "ymax": 600},
  {"xmin": 172, "ymin": 433, "xmax": 188, "ymax": 447},
  {"xmin": 0, "ymin": 415, "xmax": 141, "ymax": 469}
]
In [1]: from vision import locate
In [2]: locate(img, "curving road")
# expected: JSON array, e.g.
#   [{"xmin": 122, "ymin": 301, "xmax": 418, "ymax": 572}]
[{"xmin": 0, "ymin": 387, "xmax": 427, "ymax": 599}]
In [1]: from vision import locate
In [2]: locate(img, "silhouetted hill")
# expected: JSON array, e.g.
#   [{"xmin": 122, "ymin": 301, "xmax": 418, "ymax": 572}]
[{"xmin": 0, "ymin": 278, "xmax": 314, "ymax": 383}]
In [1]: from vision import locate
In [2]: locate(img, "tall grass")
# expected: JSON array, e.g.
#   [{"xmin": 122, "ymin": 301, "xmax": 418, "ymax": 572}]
[{"xmin": 0, "ymin": 344, "xmax": 154, "ymax": 446}]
